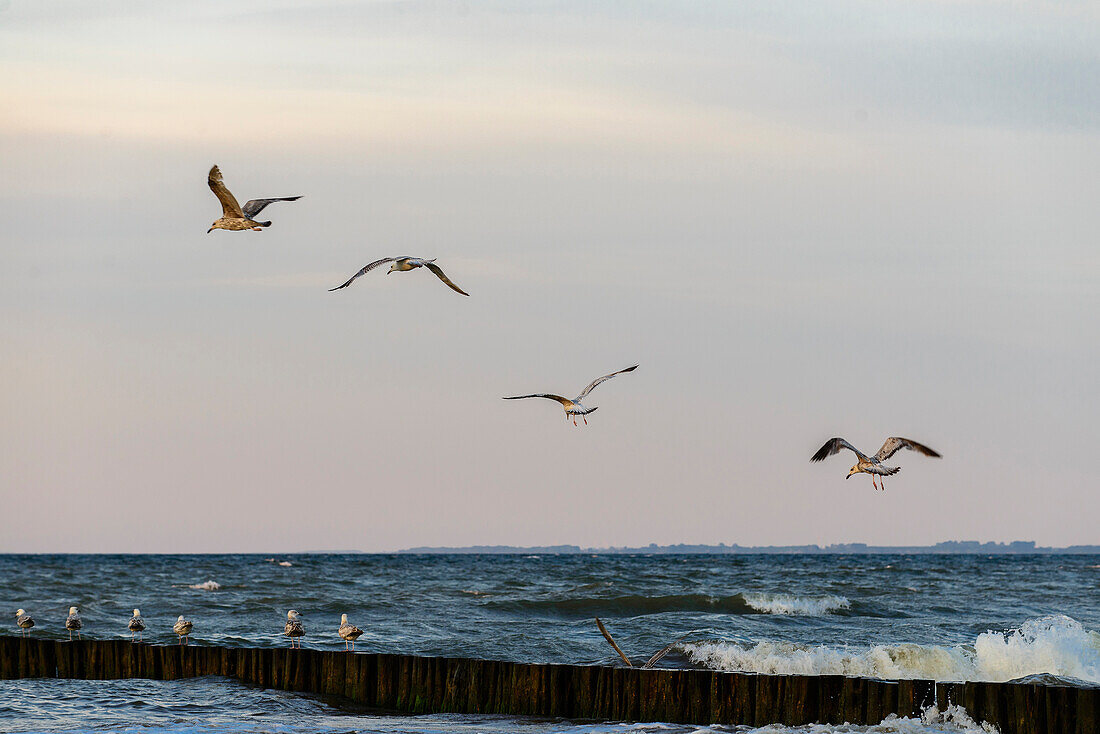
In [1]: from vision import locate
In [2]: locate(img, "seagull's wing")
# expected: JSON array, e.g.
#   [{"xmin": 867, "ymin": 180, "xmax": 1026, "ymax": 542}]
[
  {"xmin": 423, "ymin": 262, "xmax": 469, "ymax": 296},
  {"xmin": 242, "ymin": 196, "xmax": 302, "ymax": 219},
  {"xmin": 575, "ymin": 364, "xmax": 639, "ymax": 402},
  {"xmin": 208, "ymin": 165, "xmax": 244, "ymax": 218},
  {"xmin": 328, "ymin": 258, "xmax": 398, "ymax": 291},
  {"xmin": 810, "ymin": 437, "xmax": 869, "ymax": 462},
  {"xmin": 874, "ymin": 437, "xmax": 942, "ymax": 462},
  {"xmin": 502, "ymin": 394, "xmax": 573, "ymax": 407}
]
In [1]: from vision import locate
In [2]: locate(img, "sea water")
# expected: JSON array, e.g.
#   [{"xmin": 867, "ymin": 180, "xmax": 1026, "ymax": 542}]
[{"xmin": 2, "ymin": 553, "xmax": 1097, "ymax": 733}]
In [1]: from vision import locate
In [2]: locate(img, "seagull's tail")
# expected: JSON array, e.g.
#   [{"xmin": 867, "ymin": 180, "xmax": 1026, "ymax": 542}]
[{"xmin": 258, "ymin": 220, "xmax": 273, "ymax": 227}]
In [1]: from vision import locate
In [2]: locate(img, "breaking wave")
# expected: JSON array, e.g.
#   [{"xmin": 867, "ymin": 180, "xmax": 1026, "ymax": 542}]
[
  {"xmin": 188, "ymin": 580, "xmax": 221, "ymax": 591},
  {"xmin": 484, "ymin": 592, "xmax": 855, "ymax": 618},
  {"xmin": 684, "ymin": 615, "xmax": 1100, "ymax": 683},
  {"xmin": 742, "ymin": 592, "xmax": 850, "ymax": 615}
]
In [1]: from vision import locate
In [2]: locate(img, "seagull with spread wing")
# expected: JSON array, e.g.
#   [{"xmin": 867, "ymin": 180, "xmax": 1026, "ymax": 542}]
[
  {"xmin": 503, "ymin": 365, "xmax": 638, "ymax": 426},
  {"xmin": 810, "ymin": 436, "xmax": 941, "ymax": 490},
  {"xmin": 206, "ymin": 165, "xmax": 301, "ymax": 233},
  {"xmin": 328, "ymin": 256, "xmax": 469, "ymax": 296}
]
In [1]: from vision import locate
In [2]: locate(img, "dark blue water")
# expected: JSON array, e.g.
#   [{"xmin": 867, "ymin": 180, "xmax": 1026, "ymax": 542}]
[{"xmin": 3, "ymin": 553, "xmax": 1098, "ymax": 733}]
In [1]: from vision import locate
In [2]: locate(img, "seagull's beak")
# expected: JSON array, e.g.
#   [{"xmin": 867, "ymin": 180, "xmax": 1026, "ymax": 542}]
[
  {"xmin": 206, "ymin": 227, "xmax": 213, "ymax": 234},
  {"xmin": 846, "ymin": 471, "xmax": 854, "ymax": 480}
]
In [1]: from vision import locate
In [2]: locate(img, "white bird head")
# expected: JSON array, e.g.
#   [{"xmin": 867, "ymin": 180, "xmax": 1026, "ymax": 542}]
[
  {"xmin": 387, "ymin": 263, "xmax": 398, "ymax": 274},
  {"xmin": 340, "ymin": 613, "xmax": 348, "ymax": 624},
  {"xmin": 177, "ymin": 615, "xmax": 185, "ymax": 622},
  {"xmin": 15, "ymin": 609, "xmax": 25, "ymax": 617},
  {"xmin": 846, "ymin": 465, "xmax": 859, "ymax": 479},
  {"xmin": 69, "ymin": 606, "xmax": 79, "ymax": 615},
  {"xmin": 132, "ymin": 609, "xmax": 141, "ymax": 617},
  {"xmin": 287, "ymin": 610, "xmax": 300, "ymax": 620}
]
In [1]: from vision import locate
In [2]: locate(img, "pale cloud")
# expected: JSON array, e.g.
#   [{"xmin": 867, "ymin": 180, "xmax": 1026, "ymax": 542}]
[{"xmin": 0, "ymin": 1, "xmax": 1097, "ymax": 552}]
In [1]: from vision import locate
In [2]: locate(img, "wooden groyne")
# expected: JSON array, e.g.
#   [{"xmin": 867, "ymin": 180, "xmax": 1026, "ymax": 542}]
[{"xmin": 1, "ymin": 637, "xmax": 1095, "ymax": 734}]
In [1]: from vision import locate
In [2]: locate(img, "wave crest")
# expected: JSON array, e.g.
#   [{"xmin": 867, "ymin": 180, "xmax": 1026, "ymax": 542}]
[
  {"xmin": 684, "ymin": 615, "xmax": 1100, "ymax": 683},
  {"xmin": 188, "ymin": 580, "xmax": 222, "ymax": 591},
  {"xmin": 742, "ymin": 592, "xmax": 850, "ymax": 616},
  {"xmin": 485, "ymin": 592, "xmax": 853, "ymax": 618}
]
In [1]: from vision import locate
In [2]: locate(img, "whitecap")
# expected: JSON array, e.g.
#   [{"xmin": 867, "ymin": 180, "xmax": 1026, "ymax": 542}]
[
  {"xmin": 742, "ymin": 592, "xmax": 851, "ymax": 616},
  {"xmin": 278, "ymin": 561, "xmax": 293, "ymax": 567},
  {"xmin": 684, "ymin": 614, "xmax": 1100, "ymax": 684},
  {"xmin": 188, "ymin": 580, "xmax": 222, "ymax": 591}
]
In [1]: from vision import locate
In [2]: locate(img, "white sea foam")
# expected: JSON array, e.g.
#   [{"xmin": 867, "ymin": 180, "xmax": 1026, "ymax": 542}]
[
  {"xmin": 742, "ymin": 593, "xmax": 850, "ymax": 616},
  {"xmin": 278, "ymin": 561, "xmax": 293, "ymax": 567},
  {"xmin": 685, "ymin": 615, "xmax": 1100, "ymax": 683},
  {"xmin": 188, "ymin": 580, "xmax": 221, "ymax": 591}
]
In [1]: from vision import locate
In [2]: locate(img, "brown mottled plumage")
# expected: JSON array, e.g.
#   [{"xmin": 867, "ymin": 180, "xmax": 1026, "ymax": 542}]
[
  {"xmin": 810, "ymin": 436, "xmax": 941, "ymax": 490},
  {"xmin": 207, "ymin": 165, "xmax": 301, "ymax": 233}
]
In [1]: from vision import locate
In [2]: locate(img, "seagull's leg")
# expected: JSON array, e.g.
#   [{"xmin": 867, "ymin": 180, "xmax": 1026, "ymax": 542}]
[
  {"xmin": 583, "ymin": 415, "xmax": 588, "ymax": 425},
  {"xmin": 573, "ymin": 417, "xmax": 577, "ymax": 426},
  {"xmin": 881, "ymin": 476, "xmax": 886, "ymax": 492}
]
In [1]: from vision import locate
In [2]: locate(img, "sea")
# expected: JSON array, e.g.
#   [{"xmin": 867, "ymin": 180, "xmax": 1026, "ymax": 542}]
[{"xmin": 2, "ymin": 553, "xmax": 1098, "ymax": 734}]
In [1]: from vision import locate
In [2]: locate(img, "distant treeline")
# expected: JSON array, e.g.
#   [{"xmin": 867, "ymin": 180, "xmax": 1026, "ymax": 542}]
[{"xmin": 396, "ymin": 540, "xmax": 1100, "ymax": 555}]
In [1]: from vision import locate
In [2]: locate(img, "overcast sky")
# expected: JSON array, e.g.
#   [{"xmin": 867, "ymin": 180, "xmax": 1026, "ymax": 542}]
[{"xmin": 1, "ymin": 1, "xmax": 1097, "ymax": 552}]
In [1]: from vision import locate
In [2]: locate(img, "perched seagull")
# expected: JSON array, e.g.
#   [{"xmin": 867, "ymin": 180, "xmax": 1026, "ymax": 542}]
[
  {"xmin": 338, "ymin": 614, "xmax": 363, "ymax": 652},
  {"xmin": 810, "ymin": 436, "xmax": 941, "ymax": 490},
  {"xmin": 284, "ymin": 610, "xmax": 305, "ymax": 649},
  {"xmin": 328, "ymin": 257, "xmax": 469, "ymax": 296},
  {"xmin": 206, "ymin": 165, "xmax": 301, "ymax": 233},
  {"xmin": 503, "ymin": 365, "xmax": 639, "ymax": 426},
  {"xmin": 65, "ymin": 606, "xmax": 82, "ymax": 641},
  {"xmin": 15, "ymin": 609, "xmax": 34, "ymax": 637},
  {"xmin": 173, "ymin": 615, "xmax": 193, "ymax": 645},
  {"xmin": 128, "ymin": 609, "xmax": 146, "ymax": 642}
]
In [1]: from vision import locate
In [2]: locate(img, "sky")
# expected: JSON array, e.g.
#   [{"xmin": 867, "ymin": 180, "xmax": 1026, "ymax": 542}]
[{"xmin": 1, "ymin": 1, "xmax": 1097, "ymax": 552}]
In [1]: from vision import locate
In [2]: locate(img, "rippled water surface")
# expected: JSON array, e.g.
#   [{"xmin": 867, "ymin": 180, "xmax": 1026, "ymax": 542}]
[{"xmin": 2, "ymin": 553, "xmax": 1098, "ymax": 732}]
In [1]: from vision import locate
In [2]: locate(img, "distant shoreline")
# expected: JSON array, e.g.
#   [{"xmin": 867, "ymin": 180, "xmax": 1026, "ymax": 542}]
[{"xmin": 394, "ymin": 540, "xmax": 1100, "ymax": 555}]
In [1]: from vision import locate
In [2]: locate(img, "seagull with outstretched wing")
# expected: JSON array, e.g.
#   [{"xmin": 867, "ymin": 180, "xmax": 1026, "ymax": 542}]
[
  {"xmin": 329, "ymin": 256, "xmax": 469, "ymax": 296},
  {"xmin": 810, "ymin": 436, "xmax": 941, "ymax": 490},
  {"xmin": 503, "ymin": 365, "xmax": 638, "ymax": 426},
  {"xmin": 206, "ymin": 165, "xmax": 301, "ymax": 233}
]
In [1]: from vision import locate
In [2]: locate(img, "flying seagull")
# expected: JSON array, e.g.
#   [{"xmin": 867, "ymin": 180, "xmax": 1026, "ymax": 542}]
[
  {"xmin": 284, "ymin": 610, "xmax": 305, "ymax": 649},
  {"xmin": 206, "ymin": 165, "xmax": 301, "ymax": 233},
  {"xmin": 338, "ymin": 614, "xmax": 363, "ymax": 651},
  {"xmin": 173, "ymin": 615, "xmax": 193, "ymax": 645},
  {"xmin": 329, "ymin": 256, "xmax": 469, "ymax": 296},
  {"xmin": 15, "ymin": 609, "xmax": 34, "ymax": 637},
  {"xmin": 65, "ymin": 606, "xmax": 82, "ymax": 641},
  {"xmin": 503, "ymin": 365, "xmax": 638, "ymax": 426},
  {"xmin": 810, "ymin": 436, "xmax": 941, "ymax": 490},
  {"xmin": 128, "ymin": 609, "xmax": 146, "ymax": 642}
]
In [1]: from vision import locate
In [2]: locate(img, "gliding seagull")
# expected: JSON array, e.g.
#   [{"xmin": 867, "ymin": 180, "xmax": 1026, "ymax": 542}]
[
  {"xmin": 206, "ymin": 165, "xmax": 301, "ymax": 233},
  {"xmin": 810, "ymin": 436, "xmax": 941, "ymax": 490},
  {"xmin": 503, "ymin": 365, "xmax": 638, "ymax": 426},
  {"xmin": 329, "ymin": 257, "xmax": 469, "ymax": 295}
]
